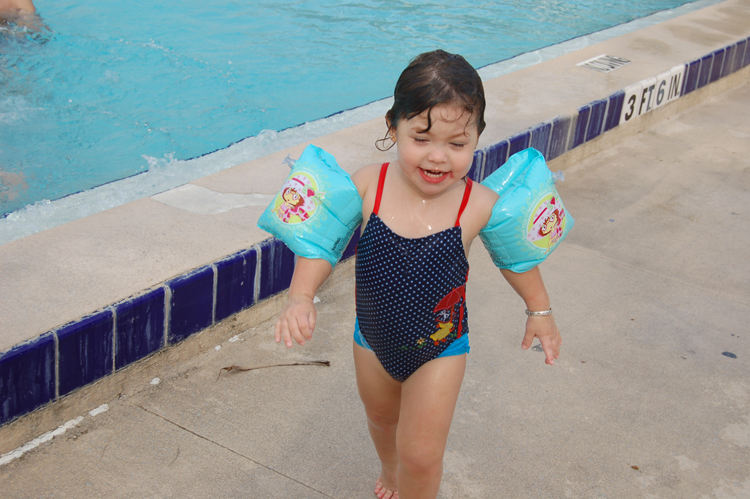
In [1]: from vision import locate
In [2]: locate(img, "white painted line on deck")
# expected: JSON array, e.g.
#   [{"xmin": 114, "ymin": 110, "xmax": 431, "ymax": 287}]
[
  {"xmin": 89, "ymin": 404, "xmax": 109, "ymax": 417},
  {"xmin": 0, "ymin": 416, "xmax": 84, "ymax": 467}
]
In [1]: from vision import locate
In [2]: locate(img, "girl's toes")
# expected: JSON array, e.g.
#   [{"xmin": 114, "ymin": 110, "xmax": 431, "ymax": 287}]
[{"xmin": 374, "ymin": 477, "xmax": 397, "ymax": 499}]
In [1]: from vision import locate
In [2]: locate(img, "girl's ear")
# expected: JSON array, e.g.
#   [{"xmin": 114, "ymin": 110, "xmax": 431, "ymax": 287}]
[{"xmin": 385, "ymin": 112, "xmax": 397, "ymax": 142}]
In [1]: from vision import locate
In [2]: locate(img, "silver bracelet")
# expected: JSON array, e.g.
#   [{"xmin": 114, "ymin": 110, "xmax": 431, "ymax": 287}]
[{"xmin": 525, "ymin": 308, "xmax": 552, "ymax": 316}]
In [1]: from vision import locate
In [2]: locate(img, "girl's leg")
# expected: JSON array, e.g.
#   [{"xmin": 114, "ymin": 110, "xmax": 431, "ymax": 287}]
[
  {"xmin": 353, "ymin": 342, "xmax": 402, "ymax": 499},
  {"xmin": 396, "ymin": 354, "xmax": 466, "ymax": 499}
]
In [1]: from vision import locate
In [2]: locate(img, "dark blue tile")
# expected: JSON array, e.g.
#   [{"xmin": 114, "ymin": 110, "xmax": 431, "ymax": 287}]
[
  {"xmin": 682, "ymin": 60, "xmax": 701, "ymax": 96},
  {"xmin": 548, "ymin": 115, "xmax": 573, "ymax": 160},
  {"xmin": 508, "ymin": 131, "xmax": 530, "ymax": 158},
  {"xmin": 482, "ymin": 140, "xmax": 509, "ymax": 178},
  {"xmin": 603, "ymin": 91, "xmax": 625, "ymax": 133},
  {"xmin": 115, "ymin": 288, "xmax": 165, "ymax": 369},
  {"xmin": 709, "ymin": 48, "xmax": 725, "ymax": 84},
  {"xmin": 341, "ymin": 225, "xmax": 361, "ymax": 261},
  {"xmin": 697, "ymin": 54, "xmax": 713, "ymax": 89},
  {"xmin": 168, "ymin": 267, "xmax": 214, "ymax": 344},
  {"xmin": 572, "ymin": 105, "xmax": 590, "ymax": 149},
  {"xmin": 735, "ymin": 39, "xmax": 747, "ymax": 70},
  {"xmin": 467, "ymin": 149, "xmax": 485, "ymax": 182},
  {"xmin": 0, "ymin": 334, "xmax": 56, "ymax": 425},
  {"xmin": 215, "ymin": 250, "xmax": 257, "ymax": 322},
  {"xmin": 722, "ymin": 43, "xmax": 738, "ymax": 77},
  {"xmin": 58, "ymin": 311, "xmax": 114, "ymax": 397},
  {"xmin": 744, "ymin": 37, "xmax": 750, "ymax": 68},
  {"xmin": 721, "ymin": 43, "xmax": 737, "ymax": 78},
  {"xmin": 258, "ymin": 239, "xmax": 296, "ymax": 301},
  {"xmin": 529, "ymin": 122, "xmax": 552, "ymax": 157},
  {"xmin": 585, "ymin": 99, "xmax": 608, "ymax": 142}
]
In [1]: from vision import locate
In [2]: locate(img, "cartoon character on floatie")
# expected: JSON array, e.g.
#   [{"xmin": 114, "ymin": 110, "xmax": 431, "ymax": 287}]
[
  {"xmin": 527, "ymin": 193, "xmax": 567, "ymax": 251},
  {"xmin": 430, "ymin": 276, "xmax": 468, "ymax": 345},
  {"xmin": 272, "ymin": 173, "xmax": 324, "ymax": 224}
]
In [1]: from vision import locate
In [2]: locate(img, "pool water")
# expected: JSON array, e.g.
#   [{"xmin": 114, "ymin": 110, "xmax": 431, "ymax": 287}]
[{"xmin": 0, "ymin": 1, "xmax": 709, "ymax": 221}]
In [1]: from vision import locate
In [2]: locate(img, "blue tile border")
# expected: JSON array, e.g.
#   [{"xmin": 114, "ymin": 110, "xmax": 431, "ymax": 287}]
[
  {"xmin": 215, "ymin": 249, "xmax": 257, "ymax": 323},
  {"xmin": 733, "ymin": 39, "xmax": 746, "ymax": 73},
  {"xmin": 483, "ymin": 140, "xmax": 509, "ymax": 177},
  {"xmin": 683, "ymin": 59, "xmax": 701, "ymax": 96},
  {"xmin": 529, "ymin": 122, "xmax": 552, "ymax": 158},
  {"xmin": 709, "ymin": 48, "xmax": 725, "ymax": 84},
  {"xmin": 2, "ymin": 35, "xmax": 749, "ymax": 428},
  {"xmin": 168, "ymin": 266, "xmax": 215, "ymax": 344},
  {"xmin": 467, "ymin": 149, "xmax": 485, "ymax": 182},
  {"xmin": 258, "ymin": 238, "xmax": 296, "ymax": 302},
  {"xmin": 57, "ymin": 310, "xmax": 114, "ymax": 397},
  {"xmin": 508, "ymin": 131, "xmax": 530, "ymax": 157},
  {"xmin": 115, "ymin": 288, "xmax": 165, "ymax": 370},
  {"xmin": 0, "ymin": 333, "xmax": 55, "ymax": 426},
  {"xmin": 603, "ymin": 91, "xmax": 625, "ymax": 133},
  {"xmin": 585, "ymin": 98, "xmax": 608, "ymax": 143},
  {"xmin": 547, "ymin": 115, "xmax": 573, "ymax": 161},
  {"xmin": 697, "ymin": 53, "xmax": 713, "ymax": 90},
  {"xmin": 573, "ymin": 105, "xmax": 591, "ymax": 149}
]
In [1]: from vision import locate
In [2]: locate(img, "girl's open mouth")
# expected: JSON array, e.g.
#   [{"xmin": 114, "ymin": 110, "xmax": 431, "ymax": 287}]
[{"xmin": 419, "ymin": 168, "xmax": 449, "ymax": 183}]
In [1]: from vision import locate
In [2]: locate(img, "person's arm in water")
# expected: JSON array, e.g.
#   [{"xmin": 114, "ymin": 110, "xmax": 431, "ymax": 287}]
[
  {"xmin": 0, "ymin": 0, "xmax": 35, "ymax": 15},
  {"xmin": 274, "ymin": 257, "xmax": 333, "ymax": 348},
  {"xmin": 501, "ymin": 266, "xmax": 562, "ymax": 365}
]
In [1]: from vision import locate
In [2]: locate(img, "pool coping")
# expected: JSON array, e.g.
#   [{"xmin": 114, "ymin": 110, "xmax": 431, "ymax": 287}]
[{"xmin": 2, "ymin": 0, "xmax": 749, "ymax": 438}]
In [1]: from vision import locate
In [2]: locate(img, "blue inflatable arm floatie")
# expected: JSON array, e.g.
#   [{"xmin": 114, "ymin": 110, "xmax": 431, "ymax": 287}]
[
  {"xmin": 479, "ymin": 148, "xmax": 574, "ymax": 273},
  {"xmin": 257, "ymin": 144, "xmax": 363, "ymax": 268}
]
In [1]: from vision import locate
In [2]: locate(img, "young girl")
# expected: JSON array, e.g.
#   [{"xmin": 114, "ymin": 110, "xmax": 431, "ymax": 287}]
[{"xmin": 274, "ymin": 50, "xmax": 561, "ymax": 499}]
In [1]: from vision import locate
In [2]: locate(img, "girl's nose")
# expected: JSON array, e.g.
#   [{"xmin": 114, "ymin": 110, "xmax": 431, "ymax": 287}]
[{"xmin": 427, "ymin": 145, "xmax": 447, "ymax": 163}]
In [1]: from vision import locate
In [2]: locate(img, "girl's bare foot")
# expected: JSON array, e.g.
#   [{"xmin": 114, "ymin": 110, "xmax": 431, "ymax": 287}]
[{"xmin": 374, "ymin": 476, "xmax": 398, "ymax": 499}]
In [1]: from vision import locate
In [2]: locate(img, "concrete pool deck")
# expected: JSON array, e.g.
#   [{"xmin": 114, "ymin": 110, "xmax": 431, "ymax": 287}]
[
  {"xmin": 0, "ymin": 0, "xmax": 749, "ymax": 493},
  {"xmin": 1, "ymin": 76, "xmax": 749, "ymax": 498}
]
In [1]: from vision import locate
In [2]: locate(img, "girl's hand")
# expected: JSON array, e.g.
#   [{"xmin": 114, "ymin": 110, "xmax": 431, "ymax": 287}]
[
  {"xmin": 521, "ymin": 314, "xmax": 561, "ymax": 365},
  {"xmin": 274, "ymin": 294, "xmax": 317, "ymax": 348}
]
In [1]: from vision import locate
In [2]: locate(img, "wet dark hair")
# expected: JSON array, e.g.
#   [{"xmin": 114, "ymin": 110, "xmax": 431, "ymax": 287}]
[{"xmin": 377, "ymin": 49, "xmax": 486, "ymax": 151}]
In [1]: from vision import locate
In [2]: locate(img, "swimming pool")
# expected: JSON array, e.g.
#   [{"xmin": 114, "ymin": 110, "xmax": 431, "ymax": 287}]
[{"xmin": 0, "ymin": 0, "xmax": 722, "ymax": 242}]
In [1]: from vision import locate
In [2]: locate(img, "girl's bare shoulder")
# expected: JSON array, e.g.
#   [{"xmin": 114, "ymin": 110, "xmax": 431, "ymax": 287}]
[
  {"xmin": 470, "ymin": 182, "xmax": 499, "ymax": 212},
  {"xmin": 462, "ymin": 181, "xmax": 499, "ymax": 236},
  {"xmin": 350, "ymin": 163, "xmax": 382, "ymax": 198}
]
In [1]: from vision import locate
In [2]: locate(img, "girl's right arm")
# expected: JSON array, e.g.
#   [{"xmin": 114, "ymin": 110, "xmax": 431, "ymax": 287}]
[
  {"xmin": 275, "ymin": 162, "xmax": 380, "ymax": 348},
  {"xmin": 274, "ymin": 257, "xmax": 333, "ymax": 348}
]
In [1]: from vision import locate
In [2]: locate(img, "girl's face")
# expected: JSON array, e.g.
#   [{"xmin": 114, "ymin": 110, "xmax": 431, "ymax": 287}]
[{"xmin": 392, "ymin": 103, "xmax": 479, "ymax": 197}]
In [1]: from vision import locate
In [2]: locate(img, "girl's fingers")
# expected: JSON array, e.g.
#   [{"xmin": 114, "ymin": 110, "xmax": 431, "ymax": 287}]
[
  {"xmin": 542, "ymin": 341, "xmax": 556, "ymax": 365},
  {"xmin": 539, "ymin": 330, "xmax": 561, "ymax": 364},
  {"xmin": 275, "ymin": 298, "xmax": 317, "ymax": 348},
  {"xmin": 521, "ymin": 328, "xmax": 535, "ymax": 350},
  {"xmin": 308, "ymin": 310, "xmax": 316, "ymax": 337},
  {"xmin": 287, "ymin": 318, "xmax": 306, "ymax": 346},
  {"xmin": 274, "ymin": 319, "xmax": 282, "ymax": 343}
]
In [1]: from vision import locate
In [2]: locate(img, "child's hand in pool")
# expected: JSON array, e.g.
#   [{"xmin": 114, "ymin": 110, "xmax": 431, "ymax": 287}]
[
  {"xmin": 275, "ymin": 294, "xmax": 317, "ymax": 348},
  {"xmin": 522, "ymin": 314, "xmax": 561, "ymax": 365}
]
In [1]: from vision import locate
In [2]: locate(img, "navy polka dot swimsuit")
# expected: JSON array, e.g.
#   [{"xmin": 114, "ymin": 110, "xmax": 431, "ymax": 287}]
[{"xmin": 355, "ymin": 163, "xmax": 473, "ymax": 382}]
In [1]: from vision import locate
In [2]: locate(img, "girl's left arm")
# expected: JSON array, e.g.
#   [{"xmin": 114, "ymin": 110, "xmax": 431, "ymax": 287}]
[{"xmin": 500, "ymin": 266, "xmax": 561, "ymax": 365}]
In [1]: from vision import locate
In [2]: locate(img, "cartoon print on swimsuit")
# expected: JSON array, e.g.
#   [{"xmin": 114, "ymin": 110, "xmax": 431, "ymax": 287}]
[
  {"xmin": 400, "ymin": 271, "xmax": 468, "ymax": 351},
  {"xmin": 526, "ymin": 192, "xmax": 567, "ymax": 251},
  {"xmin": 431, "ymin": 278, "xmax": 467, "ymax": 344},
  {"xmin": 271, "ymin": 172, "xmax": 325, "ymax": 224}
]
